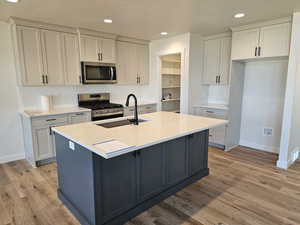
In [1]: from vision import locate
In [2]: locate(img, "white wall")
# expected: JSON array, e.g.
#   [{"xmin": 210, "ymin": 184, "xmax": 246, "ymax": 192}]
[
  {"xmin": 150, "ymin": 33, "xmax": 191, "ymax": 113},
  {"xmin": 239, "ymin": 60, "xmax": 288, "ymax": 153},
  {"xmin": 0, "ymin": 21, "xmax": 25, "ymax": 163},
  {"xmin": 278, "ymin": 12, "xmax": 300, "ymax": 169}
]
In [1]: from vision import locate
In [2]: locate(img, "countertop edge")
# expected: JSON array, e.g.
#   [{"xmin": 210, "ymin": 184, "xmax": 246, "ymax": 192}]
[
  {"xmin": 21, "ymin": 108, "xmax": 92, "ymax": 118},
  {"xmin": 52, "ymin": 120, "xmax": 228, "ymax": 159}
]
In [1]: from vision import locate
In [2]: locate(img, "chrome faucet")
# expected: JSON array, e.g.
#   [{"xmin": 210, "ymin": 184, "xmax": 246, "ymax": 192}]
[{"xmin": 126, "ymin": 94, "xmax": 139, "ymax": 125}]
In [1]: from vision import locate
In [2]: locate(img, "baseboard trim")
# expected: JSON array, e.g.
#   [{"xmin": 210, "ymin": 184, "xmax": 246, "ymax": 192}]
[
  {"xmin": 278, "ymin": 147, "xmax": 300, "ymax": 169},
  {"xmin": 0, "ymin": 153, "xmax": 25, "ymax": 164},
  {"xmin": 239, "ymin": 140, "xmax": 279, "ymax": 153}
]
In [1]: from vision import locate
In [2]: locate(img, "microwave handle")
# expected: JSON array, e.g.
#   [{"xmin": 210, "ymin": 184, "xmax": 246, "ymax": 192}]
[{"xmin": 110, "ymin": 67, "xmax": 114, "ymax": 80}]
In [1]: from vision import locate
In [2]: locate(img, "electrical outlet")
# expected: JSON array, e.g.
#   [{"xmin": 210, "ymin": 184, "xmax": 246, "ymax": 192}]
[
  {"xmin": 69, "ymin": 141, "xmax": 75, "ymax": 151},
  {"xmin": 263, "ymin": 128, "xmax": 273, "ymax": 136}
]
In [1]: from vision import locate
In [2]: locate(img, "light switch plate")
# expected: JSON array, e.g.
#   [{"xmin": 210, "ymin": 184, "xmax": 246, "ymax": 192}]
[{"xmin": 69, "ymin": 141, "xmax": 75, "ymax": 151}]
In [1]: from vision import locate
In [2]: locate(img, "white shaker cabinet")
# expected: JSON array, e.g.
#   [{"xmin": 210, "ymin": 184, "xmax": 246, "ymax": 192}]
[
  {"xmin": 13, "ymin": 25, "xmax": 82, "ymax": 86},
  {"xmin": 80, "ymin": 35, "xmax": 116, "ymax": 63},
  {"xmin": 62, "ymin": 33, "xmax": 81, "ymax": 85},
  {"xmin": 259, "ymin": 23, "xmax": 291, "ymax": 58},
  {"xmin": 15, "ymin": 26, "xmax": 44, "ymax": 85},
  {"xmin": 231, "ymin": 22, "xmax": 291, "ymax": 60},
  {"xmin": 21, "ymin": 110, "xmax": 91, "ymax": 167},
  {"xmin": 117, "ymin": 41, "xmax": 149, "ymax": 85},
  {"xmin": 41, "ymin": 30, "xmax": 65, "ymax": 85},
  {"xmin": 202, "ymin": 36, "xmax": 231, "ymax": 85},
  {"xmin": 231, "ymin": 29, "xmax": 260, "ymax": 60},
  {"xmin": 136, "ymin": 44, "xmax": 150, "ymax": 85}
]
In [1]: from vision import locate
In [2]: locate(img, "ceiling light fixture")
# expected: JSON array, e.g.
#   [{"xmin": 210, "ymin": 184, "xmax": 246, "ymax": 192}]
[
  {"xmin": 160, "ymin": 32, "xmax": 168, "ymax": 36},
  {"xmin": 234, "ymin": 13, "xmax": 245, "ymax": 18},
  {"xmin": 5, "ymin": 0, "xmax": 19, "ymax": 2},
  {"xmin": 104, "ymin": 19, "xmax": 113, "ymax": 24}
]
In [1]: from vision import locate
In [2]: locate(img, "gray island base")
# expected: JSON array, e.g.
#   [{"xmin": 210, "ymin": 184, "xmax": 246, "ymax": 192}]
[{"xmin": 55, "ymin": 130, "xmax": 209, "ymax": 225}]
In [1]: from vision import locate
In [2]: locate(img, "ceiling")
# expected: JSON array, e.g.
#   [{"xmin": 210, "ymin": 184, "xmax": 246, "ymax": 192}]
[{"xmin": 1, "ymin": 0, "xmax": 300, "ymax": 40}]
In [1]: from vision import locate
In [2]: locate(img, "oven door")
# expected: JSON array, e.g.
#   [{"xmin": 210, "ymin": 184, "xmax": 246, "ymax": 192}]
[{"xmin": 82, "ymin": 62, "xmax": 117, "ymax": 84}]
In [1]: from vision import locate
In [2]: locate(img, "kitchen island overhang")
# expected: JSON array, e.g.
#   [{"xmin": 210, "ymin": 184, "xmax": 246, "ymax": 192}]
[{"xmin": 53, "ymin": 112, "xmax": 227, "ymax": 225}]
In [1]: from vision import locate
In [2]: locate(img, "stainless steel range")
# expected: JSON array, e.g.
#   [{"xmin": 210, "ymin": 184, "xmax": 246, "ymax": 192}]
[{"xmin": 78, "ymin": 93, "xmax": 124, "ymax": 121}]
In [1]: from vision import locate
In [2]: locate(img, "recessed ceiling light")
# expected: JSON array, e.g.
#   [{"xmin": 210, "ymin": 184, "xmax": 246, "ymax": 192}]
[
  {"xmin": 5, "ymin": 0, "xmax": 19, "ymax": 3},
  {"xmin": 234, "ymin": 13, "xmax": 245, "ymax": 18},
  {"xmin": 104, "ymin": 19, "xmax": 112, "ymax": 24},
  {"xmin": 161, "ymin": 32, "xmax": 168, "ymax": 36}
]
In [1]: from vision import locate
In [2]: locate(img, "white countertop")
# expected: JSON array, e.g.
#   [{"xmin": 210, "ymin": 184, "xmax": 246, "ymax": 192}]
[
  {"xmin": 52, "ymin": 111, "xmax": 228, "ymax": 159},
  {"xmin": 22, "ymin": 107, "xmax": 91, "ymax": 118},
  {"xmin": 193, "ymin": 104, "xmax": 229, "ymax": 110}
]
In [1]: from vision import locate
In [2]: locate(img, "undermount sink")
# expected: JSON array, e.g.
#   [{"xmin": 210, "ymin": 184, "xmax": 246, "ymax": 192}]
[{"xmin": 97, "ymin": 119, "xmax": 147, "ymax": 128}]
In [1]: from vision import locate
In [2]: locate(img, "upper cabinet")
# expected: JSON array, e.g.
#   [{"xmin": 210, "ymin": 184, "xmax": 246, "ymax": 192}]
[
  {"xmin": 15, "ymin": 26, "xmax": 44, "ymax": 86},
  {"xmin": 12, "ymin": 21, "xmax": 82, "ymax": 86},
  {"xmin": 117, "ymin": 41, "xmax": 149, "ymax": 85},
  {"xmin": 202, "ymin": 35, "xmax": 231, "ymax": 85},
  {"xmin": 62, "ymin": 33, "xmax": 81, "ymax": 85},
  {"xmin": 231, "ymin": 21, "xmax": 291, "ymax": 60},
  {"xmin": 80, "ymin": 35, "xmax": 116, "ymax": 63}
]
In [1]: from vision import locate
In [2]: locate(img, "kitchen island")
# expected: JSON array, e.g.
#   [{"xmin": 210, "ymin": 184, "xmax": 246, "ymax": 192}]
[{"xmin": 52, "ymin": 112, "xmax": 227, "ymax": 225}]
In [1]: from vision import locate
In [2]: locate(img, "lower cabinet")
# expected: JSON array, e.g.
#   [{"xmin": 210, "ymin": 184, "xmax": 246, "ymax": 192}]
[
  {"xmin": 100, "ymin": 153, "xmax": 137, "ymax": 223},
  {"xmin": 91, "ymin": 130, "xmax": 208, "ymax": 223},
  {"xmin": 21, "ymin": 111, "xmax": 91, "ymax": 167},
  {"xmin": 165, "ymin": 136, "xmax": 188, "ymax": 186},
  {"xmin": 33, "ymin": 125, "xmax": 55, "ymax": 161},
  {"xmin": 138, "ymin": 145, "xmax": 165, "ymax": 201}
]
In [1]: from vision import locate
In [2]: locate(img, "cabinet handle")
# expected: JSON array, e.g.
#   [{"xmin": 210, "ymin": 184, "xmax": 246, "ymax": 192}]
[
  {"xmin": 42, "ymin": 75, "xmax": 45, "ymax": 84},
  {"xmin": 255, "ymin": 47, "xmax": 258, "ymax": 57},
  {"xmin": 45, "ymin": 75, "xmax": 48, "ymax": 84},
  {"xmin": 137, "ymin": 75, "xmax": 139, "ymax": 84},
  {"xmin": 98, "ymin": 53, "xmax": 101, "ymax": 61},
  {"xmin": 206, "ymin": 111, "xmax": 214, "ymax": 113},
  {"xmin": 75, "ymin": 113, "xmax": 84, "ymax": 116},
  {"xmin": 79, "ymin": 76, "xmax": 82, "ymax": 84},
  {"xmin": 218, "ymin": 76, "xmax": 221, "ymax": 84},
  {"xmin": 258, "ymin": 47, "xmax": 261, "ymax": 57},
  {"xmin": 216, "ymin": 76, "xmax": 218, "ymax": 84},
  {"xmin": 100, "ymin": 53, "xmax": 103, "ymax": 61},
  {"xmin": 49, "ymin": 126, "xmax": 52, "ymax": 135}
]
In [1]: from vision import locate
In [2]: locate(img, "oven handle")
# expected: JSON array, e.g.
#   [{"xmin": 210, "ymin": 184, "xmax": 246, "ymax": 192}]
[{"xmin": 92, "ymin": 111, "xmax": 124, "ymax": 118}]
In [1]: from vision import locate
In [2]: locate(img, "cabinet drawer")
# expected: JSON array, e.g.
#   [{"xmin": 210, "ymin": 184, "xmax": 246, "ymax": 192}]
[
  {"xmin": 196, "ymin": 108, "xmax": 228, "ymax": 120},
  {"xmin": 124, "ymin": 104, "xmax": 157, "ymax": 116},
  {"xmin": 32, "ymin": 115, "xmax": 68, "ymax": 127},
  {"xmin": 68, "ymin": 112, "xmax": 91, "ymax": 124}
]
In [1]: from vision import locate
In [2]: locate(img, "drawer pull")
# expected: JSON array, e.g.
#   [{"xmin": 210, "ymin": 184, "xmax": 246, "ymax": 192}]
[
  {"xmin": 206, "ymin": 111, "xmax": 214, "ymax": 113},
  {"xmin": 46, "ymin": 119, "xmax": 57, "ymax": 122},
  {"xmin": 75, "ymin": 113, "xmax": 84, "ymax": 116}
]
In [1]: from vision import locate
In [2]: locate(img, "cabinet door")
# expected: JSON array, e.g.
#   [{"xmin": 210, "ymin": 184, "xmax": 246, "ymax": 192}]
[
  {"xmin": 16, "ymin": 26, "xmax": 44, "ymax": 86},
  {"xmin": 41, "ymin": 30, "xmax": 65, "ymax": 85},
  {"xmin": 138, "ymin": 145, "xmax": 165, "ymax": 201},
  {"xmin": 100, "ymin": 153, "xmax": 137, "ymax": 222},
  {"xmin": 165, "ymin": 136, "xmax": 188, "ymax": 186},
  {"xmin": 62, "ymin": 33, "xmax": 81, "ymax": 85},
  {"xmin": 213, "ymin": 125, "xmax": 226, "ymax": 146},
  {"xmin": 259, "ymin": 23, "xmax": 291, "ymax": 58},
  {"xmin": 188, "ymin": 131, "xmax": 208, "ymax": 175},
  {"xmin": 33, "ymin": 125, "xmax": 54, "ymax": 161},
  {"xmin": 100, "ymin": 38, "xmax": 116, "ymax": 63},
  {"xmin": 117, "ymin": 41, "xmax": 138, "ymax": 84},
  {"xmin": 80, "ymin": 35, "xmax": 99, "ymax": 62},
  {"xmin": 203, "ymin": 39, "xmax": 221, "ymax": 84},
  {"xmin": 136, "ymin": 44, "xmax": 149, "ymax": 85},
  {"xmin": 219, "ymin": 37, "xmax": 231, "ymax": 85},
  {"xmin": 231, "ymin": 29, "xmax": 260, "ymax": 60}
]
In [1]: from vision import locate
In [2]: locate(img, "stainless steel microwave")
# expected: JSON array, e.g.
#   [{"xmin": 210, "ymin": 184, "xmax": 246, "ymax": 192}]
[{"xmin": 81, "ymin": 62, "xmax": 117, "ymax": 84}]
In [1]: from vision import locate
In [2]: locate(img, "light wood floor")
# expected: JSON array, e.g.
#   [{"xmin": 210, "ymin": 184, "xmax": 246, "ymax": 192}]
[{"xmin": 1, "ymin": 146, "xmax": 300, "ymax": 225}]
